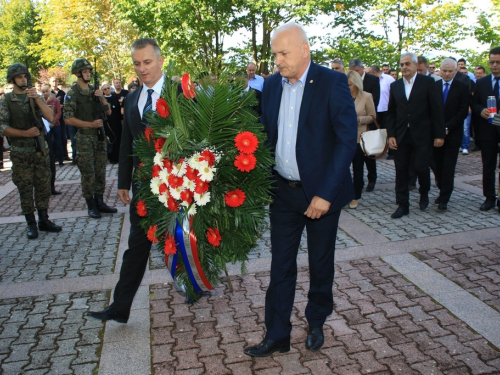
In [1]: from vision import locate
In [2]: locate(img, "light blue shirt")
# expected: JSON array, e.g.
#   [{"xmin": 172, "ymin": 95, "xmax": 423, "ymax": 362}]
[
  {"xmin": 248, "ymin": 75, "xmax": 264, "ymax": 92},
  {"xmin": 274, "ymin": 62, "xmax": 311, "ymax": 181}
]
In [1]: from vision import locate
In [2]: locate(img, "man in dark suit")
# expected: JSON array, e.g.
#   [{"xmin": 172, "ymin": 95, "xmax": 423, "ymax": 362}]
[
  {"xmin": 433, "ymin": 58, "xmax": 470, "ymax": 210},
  {"xmin": 87, "ymin": 38, "xmax": 165, "ymax": 323},
  {"xmin": 472, "ymin": 46, "xmax": 500, "ymax": 211},
  {"xmin": 244, "ymin": 23, "xmax": 357, "ymax": 357},
  {"xmin": 349, "ymin": 59, "xmax": 380, "ymax": 191},
  {"xmin": 386, "ymin": 52, "xmax": 445, "ymax": 218}
]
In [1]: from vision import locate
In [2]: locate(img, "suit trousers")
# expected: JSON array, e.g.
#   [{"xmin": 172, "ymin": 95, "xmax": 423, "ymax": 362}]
[
  {"xmin": 433, "ymin": 139, "xmax": 461, "ymax": 204},
  {"xmin": 352, "ymin": 144, "xmax": 365, "ymax": 200},
  {"xmin": 265, "ymin": 176, "xmax": 341, "ymax": 340},
  {"xmin": 113, "ymin": 181, "xmax": 152, "ymax": 318},
  {"xmin": 394, "ymin": 129, "xmax": 431, "ymax": 208},
  {"xmin": 480, "ymin": 140, "xmax": 500, "ymax": 198}
]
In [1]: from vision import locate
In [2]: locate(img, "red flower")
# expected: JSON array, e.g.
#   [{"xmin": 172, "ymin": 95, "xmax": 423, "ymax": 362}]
[
  {"xmin": 206, "ymin": 228, "xmax": 221, "ymax": 247},
  {"xmin": 162, "ymin": 158, "xmax": 173, "ymax": 172},
  {"xmin": 164, "ymin": 235, "xmax": 177, "ymax": 255},
  {"xmin": 147, "ymin": 225, "xmax": 159, "ymax": 244},
  {"xmin": 194, "ymin": 177, "xmax": 209, "ymax": 194},
  {"xmin": 168, "ymin": 174, "xmax": 184, "ymax": 189},
  {"xmin": 224, "ymin": 189, "xmax": 246, "ymax": 207},
  {"xmin": 167, "ymin": 197, "xmax": 179, "ymax": 212},
  {"xmin": 152, "ymin": 164, "xmax": 162, "ymax": 178},
  {"xmin": 235, "ymin": 131, "xmax": 258, "ymax": 154},
  {"xmin": 180, "ymin": 189, "xmax": 194, "ymax": 204},
  {"xmin": 159, "ymin": 183, "xmax": 168, "ymax": 195},
  {"xmin": 136, "ymin": 200, "xmax": 147, "ymax": 217},
  {"xmin": 234, "ymin": 153, "xmax": 257, "ymax": 172},
  {"xmin": 181, "ymin": 73, "xmax": 196, "ymax": 99},
  {"xmin": 156, "ymin": 98, "xmax": 170, "ymax": 118},
  {"xmin": 199, "ymin": 150, "xmax": 216, "ymax": 167},
  {"xmin": 155, "ymin": 137, "xmax": 167, "ymax": 153},
  {"xmin": 185, "ymin": 166, "xmax": 198, "ymax": 180},
  {"xmin": 145, "ymin": 127, "xmax": 155, "ymax": 142}
]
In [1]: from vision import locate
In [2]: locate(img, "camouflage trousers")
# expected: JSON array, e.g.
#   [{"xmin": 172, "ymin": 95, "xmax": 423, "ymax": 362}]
[
  {"xmin": 75, "ymin": 133, "xmax": 107, "ymax": 199},
  {"xmin": 10, "ymin": 149, "xmax": 51, "ymax": 215}
]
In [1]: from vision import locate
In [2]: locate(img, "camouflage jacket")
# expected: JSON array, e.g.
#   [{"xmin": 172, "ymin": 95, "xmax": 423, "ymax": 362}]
[
  {"xmin": 64, "ymin": 83, "xmax": 109, "ymax": 122},
  {"xmin": 0, "ymin": 92, "xmax": 44, "ymax": 137}
]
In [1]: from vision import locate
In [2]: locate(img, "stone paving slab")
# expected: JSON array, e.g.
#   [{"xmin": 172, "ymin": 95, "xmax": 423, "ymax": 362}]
[
  {"xmin": 0, "ymin": 290, "xmax": 107, "ymax": 375},
  {"xmin": 0, "ymin": 215, "xmax": 123, "ymax": 283},
  {"xmin": 149, "ymin": 256, "xmax": 500, "ymax": 374}
]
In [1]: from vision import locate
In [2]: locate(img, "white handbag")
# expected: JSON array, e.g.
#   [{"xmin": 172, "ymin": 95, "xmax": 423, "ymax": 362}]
[{"xmin": 359, "ymin": 117, "xmax": 388, "ymax": 159}]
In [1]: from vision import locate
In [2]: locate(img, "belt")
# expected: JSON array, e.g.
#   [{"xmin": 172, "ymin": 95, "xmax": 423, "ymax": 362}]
[
  {"xmin": 10, "ymin": 138, "xmax": 36, "ymax": 148},
  {"xmin": 273, "ymin": 171, "xmax": 302, "ymax": 188},
  {"xmin": 78, "ymin": 128, "xmax": 98, "ymax": 135}
]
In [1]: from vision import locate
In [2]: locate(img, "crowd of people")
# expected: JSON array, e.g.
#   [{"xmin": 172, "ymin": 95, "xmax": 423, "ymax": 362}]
[{"xmin": 0, "ymin": 22, "xmax": 499, "ymax": 360}]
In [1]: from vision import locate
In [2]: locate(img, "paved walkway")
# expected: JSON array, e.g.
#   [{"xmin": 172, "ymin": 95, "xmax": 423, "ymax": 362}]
[{"xmin": 0, "ymin": 149, "xmax": 499, "ymax": 374}]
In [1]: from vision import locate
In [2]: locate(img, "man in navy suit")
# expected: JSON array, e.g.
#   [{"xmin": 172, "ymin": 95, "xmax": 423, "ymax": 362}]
[
  {"xmin": 88, "ymin": 38, "xmax": 165, "ymax": 323},
  {"xmin": 244, "ymin": 23, "xmax": 357, "ymax": 357},
  {"xmin": 386, "ymin": 52, "xmax": 445, "ymax": 219},
  {"xmin": 434, "ymin": 58, "xmax": 470, "ymax": 210},
  {"xmin": 472, "ymin": 47, "xmax": 500, "ymax": 211}
]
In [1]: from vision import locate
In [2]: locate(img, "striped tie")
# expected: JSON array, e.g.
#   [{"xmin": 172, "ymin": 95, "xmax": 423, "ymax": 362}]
[{"xmin": 142, "ymin": 88, "xmax": 154, "ymax": 126}]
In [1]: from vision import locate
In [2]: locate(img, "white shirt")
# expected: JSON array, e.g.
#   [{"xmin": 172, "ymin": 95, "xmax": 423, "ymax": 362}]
[
  {"xmin": 378, "ymin": 73, "xmax": 395, "ymax": 112},
  {"xmin": 248, "ymin": 75, "xmax": 264, "ymax": 92},
  {"xmin": 138, "ymin": 74, "xmax": 165, "ymax": 118},
  {"xmin": 404, "ymin": 72, "xmax": 417, "ymax": 100}
]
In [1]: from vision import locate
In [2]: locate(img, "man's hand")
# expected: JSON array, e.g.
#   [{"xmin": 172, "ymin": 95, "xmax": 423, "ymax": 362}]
[
  {"xmin": 434, "ymin": 138, "xmax": 445, "ymax": 147},
  {"xmin": 94, "ymin": 89, "xmax": 104, "ymax": 97},
  {"xmin": 304, "ymin": 196, "xmax": 331, "ymax": 219},
  {"xmin": 26, "ymin": 88, "xmax": 39, "ymax": 98},
  {"xmin": 91, "ymin": 119, "xmax": 103, "ymax": 128},
  {"xmin": 118, "ymin": 189, "xmax": 131, "ymax": 205},
  {"xmin": 388, "ymin": 137, "xmax": 398, "ymax": 150},
  {"xmin": 481, "ymin": 108, "xmax": 490, "ymax": 120},
  {"xmin": 24, "ymin": 127, "xmax": 40, "ymax": 137}
]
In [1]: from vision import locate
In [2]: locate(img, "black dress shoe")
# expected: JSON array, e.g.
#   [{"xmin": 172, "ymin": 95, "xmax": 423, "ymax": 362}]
[
  {"xmin": 480, "ymin": 198, "xmax": 496, "ymax": 211},
  {"xmin": 365, "ymin": 182, "xmax": 375, "ymax": 192},
  {"xmin": 391, "ymin": 206, "xmax": 409, "ymax": 219},
  {"xmin": 244, "ymin": 337, "xmax": 290, "ymax": 357},
  {"xmin": 306, "ymin": 326, "xmax": 324, "ymax": 352},
  {"xmin": 51, "ymin": 190, "xmax": 62, "ymax": 195},
  {"xmin": 386, "ymin": 154, "xmax": 394, "ymax": 160},
  {"xmin": 87, "ymin": 306, "xmax": 128, "ymax": 324},
  {"xmin": 419, "ymin": 195, "xmax": 429, "ymax": 211},
  {"xmin": 438, "ymin": 203, "xmax": 447, "ymax": 211},
  {"xmin": 434, "ymin": 197, "xmax": 440, "ymax": 204}
]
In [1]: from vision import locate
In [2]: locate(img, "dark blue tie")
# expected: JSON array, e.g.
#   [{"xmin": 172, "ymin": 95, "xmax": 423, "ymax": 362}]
[
  {"xmin": 494, "ymin": 77, "xmax": 499, "ymax": 101},
  {"xmin": 142, "ymin": 88, "xmax": 154, "ymax": 126},
  {"xmin": 443, "ymin": 82, "xmax": 449, "ymax": 104}
]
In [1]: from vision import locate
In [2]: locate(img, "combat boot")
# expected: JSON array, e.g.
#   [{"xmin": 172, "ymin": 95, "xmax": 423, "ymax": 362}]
[
  {"xmin": 38, "ymin": 209, "xmax": 62, "ymax": 232},
  {"xmin": 94, "ymin": 195, "xmax": 117, "ymax": 213},
  {"xmin": 86, "ymin": 198, "xmax": 102, "ymax": 218},
  {"xmin": 25, "ymin": 212, "xmax": 38, "ymax": 239}
]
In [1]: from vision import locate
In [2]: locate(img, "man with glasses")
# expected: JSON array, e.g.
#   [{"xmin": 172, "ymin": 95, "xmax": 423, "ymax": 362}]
[
  {"xmin": 472, "ymin": 47, "xmax": 500, "ymax": 212},
  {"xmin": 429, "ymin": 63, "xmax": 437, "ymax": 74},
  {"xmin": 64, "ymin": 58, "xmax": 117, "ymax": 218}
]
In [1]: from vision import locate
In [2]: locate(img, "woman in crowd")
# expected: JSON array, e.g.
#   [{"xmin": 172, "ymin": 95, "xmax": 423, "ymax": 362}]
[{"xmin": 346, "ymin": 70, "xmax": 376, "ymax": 209}]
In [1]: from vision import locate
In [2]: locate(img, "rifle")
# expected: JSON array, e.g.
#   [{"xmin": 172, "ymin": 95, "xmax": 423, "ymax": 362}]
[
  {"xmin": 25, "ymin": 67, "xmax": 48, "ymax": 157},
  {"xmin": 92, "ymin": 59, "xmax": 107, "ymax": 142}
]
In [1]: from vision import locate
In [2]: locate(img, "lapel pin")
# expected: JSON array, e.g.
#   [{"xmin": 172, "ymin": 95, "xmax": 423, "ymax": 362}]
[{"xmin": 310, "ymin": 80, "xmax": 314, "ymax": 84}]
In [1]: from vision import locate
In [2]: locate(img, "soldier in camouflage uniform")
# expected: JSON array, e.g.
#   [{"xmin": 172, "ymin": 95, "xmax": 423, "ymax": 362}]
[
  {"xmin": 64, "ymin": 59, "xmax": 117, "ymax": 218},
  {"xmin": 0, "ymin": 64, "xmax": 62, "ymax": 239}
]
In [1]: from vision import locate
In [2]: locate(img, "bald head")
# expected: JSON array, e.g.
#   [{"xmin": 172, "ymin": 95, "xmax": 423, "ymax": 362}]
[
  {"xmin": 271, "ymin": 22, "xmax": 309, "ymax": 46},
  {"xmin": 246, "ymin": 62, "xmax": 257, "ymax": 79}
]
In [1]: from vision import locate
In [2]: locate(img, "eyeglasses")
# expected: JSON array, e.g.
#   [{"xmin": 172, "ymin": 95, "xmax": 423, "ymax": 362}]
[
  {"xmin": 489, "ymin": 61, "xmax": 500, "ymax": 65},
  {"xmin": 103, "ymin": 87, "xmax": 111, "ymax": 90}
]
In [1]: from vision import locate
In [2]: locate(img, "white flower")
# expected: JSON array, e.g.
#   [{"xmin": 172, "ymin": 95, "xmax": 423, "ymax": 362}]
[
  {"xmin": 169, "ymin": 186, "xmax": 183, "ymax": 200},
  {"xmin": 194, "ymin": 192, "xmax": 211, "ymax": 206},
  {"xmin": 172, "ymin": 159, "xmax": 187, "ymax": 177},
  {"xmin": 186, "ymin": 203, "xmax": 197, "ymax": 217},
  {"xmin": 183, "ymin": 178, "xmax": 196, "ymax": 192},
  {"xmin": 150, "ymin": 177, "xmax": 162, "ymax": 195},
  {"xmin": 188, "ymin": 153, "xmax": 204, "ymax": 170},
  {"xmin": 154, "ymin": 152, "xmax": 163, "ymax": 166},
  {"xmin": 158, "ymin": 192, "xmax": 169, "ymax": 205},
  {"xmin": 158, "ymin": 169, "xmax": 170, "ymax": 184},
  {"xmin": 198, "ymin": 163, "xmax": 215, "ymax": 182}
]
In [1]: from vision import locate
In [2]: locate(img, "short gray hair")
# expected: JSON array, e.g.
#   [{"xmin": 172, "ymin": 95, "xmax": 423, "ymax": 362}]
[
  {"xmin": 131, "ymin": 38, "xmax": 161, "ymax": 58},
  {"xmin": 349, "ymin": 59, "xmax": 364, "ymax": 69},
  {"xmin": 400, "ymin": 52, "xmax": 418, "ymax": 64},
  {"xmin": 440, "ymin": 58, "xmax": 457, "ymax": 69},
  {"xmin": 271, "ymin": 22, "xmax": 309, "ymax": 44},
  {"xmin": 331, "ymin": 59, "xmax": 344, "ymax": 68}
]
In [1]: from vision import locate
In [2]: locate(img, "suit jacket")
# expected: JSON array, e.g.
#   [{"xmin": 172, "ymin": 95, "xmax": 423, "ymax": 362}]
[
  {"xmin": 118, "ymin": 84, "xmax": 147, "ymax": 191},
  {"xmin": 363, "ymin": 73, "xmax": 380, "ymax": 109},
  {"xmin": 441, "ymin": 79, "xmax": 470, "ymax": 144},
  {"xmin": 354, "ymin": 91, "xmax": 376, "ymax": 142},
  {"xmin": 261, "ymin": 61, "xmax": 357, "ymax": 212},
  {"xmin": 386, "ymin": 73, "xmax": 445, "ymax": 146},
  {"xmin": 472, "ymin": 74, "xmax": 500, "ymax": 141}
]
